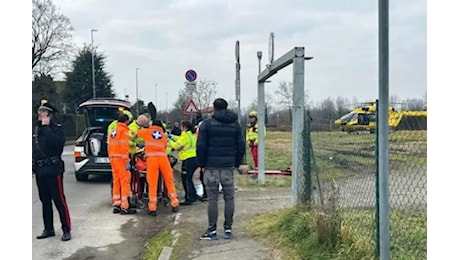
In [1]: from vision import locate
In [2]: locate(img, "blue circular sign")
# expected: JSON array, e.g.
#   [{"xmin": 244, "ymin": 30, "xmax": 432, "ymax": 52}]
[{"xmin": 185, "ymin": 69, "xmax": 197, "ymax": 82}]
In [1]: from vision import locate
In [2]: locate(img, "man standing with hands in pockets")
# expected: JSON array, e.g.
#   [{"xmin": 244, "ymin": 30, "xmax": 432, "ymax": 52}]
[{"xmin": 196, "ymin": 98, "xmax": 245, "ymax": 240}]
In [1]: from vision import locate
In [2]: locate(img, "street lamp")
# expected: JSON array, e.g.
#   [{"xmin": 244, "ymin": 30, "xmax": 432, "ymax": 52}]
[
  {"xmin": 257, "ymin": 51, "xmax": 271, "ymax": 83},
  {"xmin": 165, "ymin": 92, "xmax": 168, "ymax": 123},
  {"xmin": 257, "ymin": 51, "xmax": 262, "ymax": 73},
  {"xmin": 155, "ymin": 83, "xmax": 158, "ymax": 106},
  {"xmin": 91, "ymin": 29, "xmax": 98, "ymax": 99},
  {"xmin": 136, "ymin": 68, "xmax": 140, "ymax": 116}
]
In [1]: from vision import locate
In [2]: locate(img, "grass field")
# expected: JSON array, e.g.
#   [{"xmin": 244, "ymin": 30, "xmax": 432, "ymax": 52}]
[
  {"xmin": 245, "ymin": 205, "xmax": 427, "ymax": 260},
  {"xmin": 242, "ymin": 130, "xmax": 427, "ymax": 259},
  {"xmin": 245, "ymin": 129, "xmax": 426, "ymax": 180}
]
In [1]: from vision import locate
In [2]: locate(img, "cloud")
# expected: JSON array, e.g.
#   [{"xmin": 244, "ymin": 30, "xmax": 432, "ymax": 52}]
[{"xmin": 54, "ymin": 0, "xmax": 427, "ymax": 109}]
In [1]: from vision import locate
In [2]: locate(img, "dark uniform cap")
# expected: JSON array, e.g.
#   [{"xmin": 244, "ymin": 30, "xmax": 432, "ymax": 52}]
[{"xmin": 37, "ymin": 99, "xmax": 58, "ymax": 113}]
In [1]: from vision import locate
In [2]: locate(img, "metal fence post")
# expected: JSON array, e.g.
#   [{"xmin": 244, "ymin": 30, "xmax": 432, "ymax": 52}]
[
  {"xmin": 378, "ymin": 0, "xmax": 391, "ymax": 258},
  {"xmin": 305, "ymin": 110, "xmax": 312, "ymax": 202},
  {"xmin": 257, "ymin": 81, "xmax": 266, "ymax": 185},
  {"xmin": 375, "ymin": 99, "xmax": 380, "ymax": 258},
  {"xmin": 292, "ymin": 47, "xmax": 305, "ymax": 204}
]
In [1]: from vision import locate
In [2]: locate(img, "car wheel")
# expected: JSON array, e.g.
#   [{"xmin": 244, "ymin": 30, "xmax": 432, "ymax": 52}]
[{"xmin": 76, "ymin": 172, "xmax": 89, "ymax": 182}]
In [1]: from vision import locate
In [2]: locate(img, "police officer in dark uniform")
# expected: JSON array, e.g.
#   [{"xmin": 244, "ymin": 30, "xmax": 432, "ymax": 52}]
[{"xmin": 33, "ymin": 99, "xmax": 72, "ymax": 241}]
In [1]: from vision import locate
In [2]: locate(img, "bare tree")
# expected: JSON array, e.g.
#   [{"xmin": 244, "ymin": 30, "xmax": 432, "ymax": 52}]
[
  {"xmin": 335, "ymin": 96, "xmax": 350, "ymax": 118},
  {"xmin": 275, "ymin": 81, "xmax": 293, "ymax": 110},
  {"xmin": 351, "ymin": 96, "xmax": 360, "ymax": 106},
  {"xmin": 174, "ymin": 89, "xmax": 189, "ymax": 113},
  {"xmin": 390, "ymin": 95, "xmax": 401, "ymax": 108},
  {"xmin": 274, "ymin": 81, "xmax": 309, "ymax": 110},
  {"xmin": 401, "ymin": 98, "xmax": 426, "ymax": 111},
  {"xmin": 192, "ymin": 78, "xmax": 218, "ymax": 110},
  {"xmin": 174, "ymin": 78, "xmax": 218, "ymax": 112},
  {"xmin": 423, "ymin": 92, "xmax": 427, "ymax": 110},
  {"xmin": 32, "ymin": 0, "xmax": 74, "ymax": 77},
  {"xmin": 319, "ymin": 97, "xmax": 337, "ymax": 120},
  {"xmin": 248, "ymin": 92, "xmax": 276, "ymax": 113}
]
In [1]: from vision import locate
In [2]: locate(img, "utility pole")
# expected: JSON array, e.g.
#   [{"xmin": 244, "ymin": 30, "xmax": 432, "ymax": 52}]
[
  {"xmin": 235, "ymin": 41, "xmax": 241, "ymax": 125},
  {"xmin": 165, "ymin": 92, "xmax": 168, "ymax": 124},
  {"xmin": 136, "ymin": 68, "xmax": 140, "ymax": 116},
  {"xmin": 155, "ymin": 83, "xmax": 158, "ymax": 106},
  {"xmin": 91, "ymin": 29, "xmax": 98, "ymax": 99},
  {"xmin": 257, "ymin": 51, "xmax": 262, "ymax": 73}
]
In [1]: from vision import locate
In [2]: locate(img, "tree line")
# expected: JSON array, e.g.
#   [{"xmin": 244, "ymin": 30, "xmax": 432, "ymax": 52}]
[{"xmin": 154, "ymin": 80, "xmax": 427, "ymax": 132}]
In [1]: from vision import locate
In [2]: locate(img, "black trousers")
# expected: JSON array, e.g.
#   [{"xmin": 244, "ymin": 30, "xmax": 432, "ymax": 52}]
[
  {"xmin": 35, "ymin": 174, "xmax": 71, "ymax": 233},
  {"xmin": 181, "ymin": 157, "xmax": 200, "ymax": 202}
]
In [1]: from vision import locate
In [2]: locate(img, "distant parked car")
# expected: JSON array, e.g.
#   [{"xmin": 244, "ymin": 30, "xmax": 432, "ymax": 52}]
[{"xmin": 73, "ymin": 98, "xmax": 132, "ymax": 181}]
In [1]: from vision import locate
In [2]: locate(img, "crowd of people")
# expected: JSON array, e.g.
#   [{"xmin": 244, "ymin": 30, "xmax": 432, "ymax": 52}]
[{"xmin": 33, "ymin": 97, "xmax": 262, "ymax": 242}]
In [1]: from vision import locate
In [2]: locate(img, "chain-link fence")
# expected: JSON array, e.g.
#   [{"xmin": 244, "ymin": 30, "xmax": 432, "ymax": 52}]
[{"xmin": 301, "ymin": 109, "xmax": 427, "ymax": 259}]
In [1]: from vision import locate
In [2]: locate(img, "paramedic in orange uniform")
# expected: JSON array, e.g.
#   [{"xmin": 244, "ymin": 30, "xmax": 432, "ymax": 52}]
[
  {"xmin": 138, "ymin": 119, "xmax": 179, "ymax": 216},
  {"xmin": 108, "ymin": 113, "xmax": 136, "ymax": 215}
]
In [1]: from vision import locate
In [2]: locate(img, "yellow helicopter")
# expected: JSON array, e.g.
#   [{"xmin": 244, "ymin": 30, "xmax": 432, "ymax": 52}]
[{"xmin": 334, "ymin": 100, "xmax": 427, "ymax": 133}]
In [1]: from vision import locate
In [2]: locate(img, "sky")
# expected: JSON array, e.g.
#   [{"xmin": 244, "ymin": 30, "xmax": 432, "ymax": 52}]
[
  {"xmin": 1, "ymin": 1, "xmax": 458, "ymax": 258},
  {"xmin": 51, "ymin": 0, "xmax": 427, "ymax": 111}
]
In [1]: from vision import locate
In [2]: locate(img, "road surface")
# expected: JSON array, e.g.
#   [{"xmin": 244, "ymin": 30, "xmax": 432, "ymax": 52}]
[{"xmin": 32, "ymin": 145, "xmax": 176, "ymax": 260}]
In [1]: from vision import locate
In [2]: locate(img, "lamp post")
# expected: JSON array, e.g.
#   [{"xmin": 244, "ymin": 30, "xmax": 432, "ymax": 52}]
[
  {"xmin": 165, "ymin": 92, "xmax": 168, "ymax": 124},
  {"xmin": 91, "ymin": 29, "xmax": 98, "ymax": 99},
  {"xmin": 136, "ymin": 68, "xmax": 140, "ymax": 116},
  {"xmin": 257, "ymin": 51, "xmax": 262, "ymax": 73},
  {"xmin": 155, "ymin": 83, "xmax": 158, "ymax": 106}
]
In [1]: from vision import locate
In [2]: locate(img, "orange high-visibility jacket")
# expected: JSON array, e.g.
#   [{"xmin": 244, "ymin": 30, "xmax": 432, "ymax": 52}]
[
  {"xmin": 138, "ymin": 125, "xmax": 168, "ymax": 157},
  {"xmin": 108, "ymin": 122, "xmax": 130, "ymax": 159}
]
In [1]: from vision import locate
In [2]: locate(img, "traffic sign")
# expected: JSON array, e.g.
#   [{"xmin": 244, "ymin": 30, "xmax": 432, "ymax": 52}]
[
  {"xmin": 184, "ymin": 99, "xmax": 198, "ymax": 114},
  {"xmin": 186, "ymin": 82, "xmax": 196, "ymax": 93},
  {"xmin": 185, "ymin": 69, "xmax": 197, "ymax": 82}
]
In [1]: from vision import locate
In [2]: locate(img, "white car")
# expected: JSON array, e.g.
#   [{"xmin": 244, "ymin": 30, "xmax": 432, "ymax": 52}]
[{"xmin": 73, "ymin": 98, "xmax": 132, "ymax": 181}]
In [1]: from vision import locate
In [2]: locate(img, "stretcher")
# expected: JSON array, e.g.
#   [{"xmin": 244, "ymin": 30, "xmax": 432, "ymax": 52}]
[
  {"xmin": 129, "ymin": 149, "xmax": 148, "ymax": 209},
  {"xmin": 129, "ymin": 148, "xmax": 178, "ymax": 209},
  {"xmin": 247, "ymin": 165, "xmax": 293, "ymax": 176}
]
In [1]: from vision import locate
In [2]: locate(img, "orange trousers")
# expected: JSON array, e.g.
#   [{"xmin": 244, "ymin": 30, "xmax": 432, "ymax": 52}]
[
  {"xmin": 146, "ymin": 156, "xmax": 179, "ymax": 211},
  {"xmin": 111, "ymin": 158, "xmax": 131, "ymax": 210}
]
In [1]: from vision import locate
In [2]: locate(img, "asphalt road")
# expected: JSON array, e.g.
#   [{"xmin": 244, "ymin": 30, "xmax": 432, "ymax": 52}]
[{"xmin": 32, "ymin": 145, "xmax": 176, "ymax": 260}]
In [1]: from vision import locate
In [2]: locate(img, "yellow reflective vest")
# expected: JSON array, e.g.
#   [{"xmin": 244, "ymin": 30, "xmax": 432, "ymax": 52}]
[
  {"xmin": 107, "ymin": 120, "xmax": 118, "ymax": 144},
  {"xmin": 246, "ymin": 122, "xmax": 266, "ymax": 145},
  {"xmin": 169, "ymin": 130, "xmax": 196, "ymax": 161},
  {"xmin": 128, "ymin": 121, "xmax": 144, "ymax": 155}
]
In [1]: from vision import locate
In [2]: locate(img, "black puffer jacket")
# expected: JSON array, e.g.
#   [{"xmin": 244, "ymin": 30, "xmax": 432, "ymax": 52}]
[
  {"xmin": 32, "ymin": 120, "xmax": 65, "ymax": 176},
  {"xmin": 196, "ymin": 109, "xmax": 245, "ymax": 168}
]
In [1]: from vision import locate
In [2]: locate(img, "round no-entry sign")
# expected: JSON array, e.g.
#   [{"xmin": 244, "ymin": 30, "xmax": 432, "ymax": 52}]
[{"xmin": 185, "ymin": 69, "xmax": 197, "ymax": 82}]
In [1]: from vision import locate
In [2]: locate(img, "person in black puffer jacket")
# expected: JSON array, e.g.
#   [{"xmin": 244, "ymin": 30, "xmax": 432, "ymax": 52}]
[
  {"xmin": 32, "ymin": 99, "xmax": 72, "ymax": 242},
  {"xmin": 196, "ymin": 98, "xmax": 245, "ymax": 240}
]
